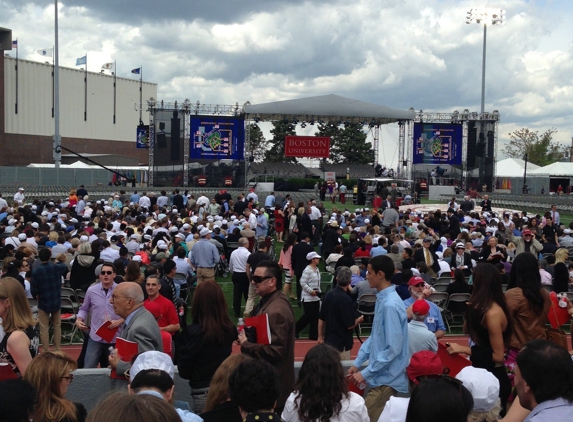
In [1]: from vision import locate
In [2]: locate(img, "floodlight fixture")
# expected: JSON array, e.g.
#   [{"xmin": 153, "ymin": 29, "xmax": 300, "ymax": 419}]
[{"xmin": 466, "ymin": 9, "xmax": 505, "ymax": 25}]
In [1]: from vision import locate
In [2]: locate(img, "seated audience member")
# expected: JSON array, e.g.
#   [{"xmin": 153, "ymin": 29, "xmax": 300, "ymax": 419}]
[
  {"xmin": 281, "ymin": 344, "xmax": 368, "ymax": 422},
  {"xmin": 349, "ymin": 265, "xmax": 364, "ymax": 287},
  {"xmin": 86, "ymin": 392, "xmax": 182, "ymax": 422},
  {"xmin": 446, "ymin": 269, "xmax": 471, "ymax": 313},
  {"xmin": 24, "ymin": 351, "xmax": 87, "ymax": 422},
  {"xmin": 200, "ymin": 354, "xmax": 246, "ymax": 422},
  {"xmin": 455, "ymin": 366, "xmax": 501, "ymax": 422},
  {"xmin": 408, "ymin": 300, "xmax": 438, "ymax": 357},
  {"xmin": 228, "ymin": 359, "xmax": 282, "ymax": 422},
  {"xmin": 127, "ymin": 351, "xmax": 202, "ymax": 422},
  {"xmin": 0, "ymin": 378, "xmax": 36, "ymax": 422}
]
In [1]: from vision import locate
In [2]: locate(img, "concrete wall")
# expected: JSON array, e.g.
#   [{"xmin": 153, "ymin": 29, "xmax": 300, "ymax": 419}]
[{"xmin": 66, "ymin": 361, "xmax": 361, "ymax": 411}]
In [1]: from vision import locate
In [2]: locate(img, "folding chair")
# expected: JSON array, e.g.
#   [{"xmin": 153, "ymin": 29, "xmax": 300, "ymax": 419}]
[
  {"xmin": 320, "ymin": 272, "xmax": 334, "ymax": 292},
  {"xmin": 447, "ymin": 293, "xmax": 470, "ymax": 332},
  {"xmin": 28, "ymin": 297, "xmax": 38, "ymax": 318},
  {"xmin": 59, "ymin": 297, "xmax": 79, "ymax": 345},
  {"xmin": 173, "ymin": 272, "xmax": 189, "ymax": 301},
  {"xmin": 357, "ymin": 294, "xmax": 377, "ymax": 336},
  {"xmin": 433, "ymin": 284, "xmax": 449, "ymax": 292}
]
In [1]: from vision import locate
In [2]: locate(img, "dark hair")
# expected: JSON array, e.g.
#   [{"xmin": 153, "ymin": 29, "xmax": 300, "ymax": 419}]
[
  {"xmin": 101, "ymin": 262, "xmax": 116, "ymax": 273},
  {"xmin": 113, "ymin": 259, "xmax": 125, "ymax": 276},
  {"xmin": 162, "ymin": 259, "xmax": 176, "ymax": 275},
  {"xmin": 229, "ymin": 359, "xmax": 280, "ymax": 413},
  {"xmin": 38, "ymin": 248, "xmax": 51, "ymax": 262},
  {"xmin": 467, "ymin": 263, "xmax": 512, "ymax": 348},
  {"xmin": 401, "ymin": 269, "xmax": 413, "ymax": 285},
  {"xmin": 545, "ymin": 255, "xmax": 555, "ymax": 265},
  {"xmin": 369, "ymin": 255, "xmax": 395, "ymax": 281},
  {"xmin": 452, "ymin": 269, "xmax": 466, "ymax": 285},
  {"xmin": 256, "ymin": 260, "xmax": 283, "ymax": 290},
  {"xmin": 294, "ymin": 344, "xmax": 348, "ymax": 422},
  {"xmin": 300, "ymin": 231, "xmax": 310, "ymax": 241},
  {"xmin": 176, "ymin": 248, "xmax": 186, "ymax": 259},
  {"xmin": 516, "ymin": 339, "xmax": 573, "ymax": 404},
  {"xmin": 283, "ymin": 233, "xmax": 297, "ymax": 253},
  {"xmin": 509, "ymin": 253, "xmax": 545, "ymax": 314},
  {"xmin": 405, "ymin": 377, "xmax": 473, "ymax": 422},
  {"xmin": 190, "ymin": 281, "xmax": 235, "ymax": 344},
  {"xmin": 130, "ymin": 369, "xmax": 174, "ymax": 393},
  {"xmin": 0, "ymin": 378, "xmax": 36, "ymax": 422},
  {"xmin": 404, "ymin": 247, "xmax": 413, "ymax": 258}
]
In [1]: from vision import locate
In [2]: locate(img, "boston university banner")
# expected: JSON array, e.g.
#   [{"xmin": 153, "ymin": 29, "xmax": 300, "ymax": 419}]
[{"xmin": 284, "ymin": 136, "xmax": 330, "ymax": 158}]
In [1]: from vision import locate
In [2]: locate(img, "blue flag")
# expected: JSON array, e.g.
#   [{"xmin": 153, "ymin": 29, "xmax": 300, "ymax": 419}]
[
  {"xmin": 131, "ymin": 68, "xmax": 141, "ymax": 74},
  {"xmin": 76, "ymin": 55, "xmax": 87, "ymax": 66}
]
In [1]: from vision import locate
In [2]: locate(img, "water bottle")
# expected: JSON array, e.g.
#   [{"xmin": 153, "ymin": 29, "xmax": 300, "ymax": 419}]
[{"xmin": 237, "ymin": 318, "xmax": 245, "ymax": 334}]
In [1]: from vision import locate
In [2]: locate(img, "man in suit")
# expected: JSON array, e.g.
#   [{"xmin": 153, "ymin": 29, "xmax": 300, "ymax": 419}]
[
  {"xmin": 449, "ymin": 243, "xmax": 473, "ymax": 276},
  {"xmin": 299, "ymin": 207, "xmax": 313, "ymax": 240},
  {"xmin": 109, "ymin": 282, "xmax": 163, "ymax": 377},
  {"xmin": 291, "ymin": 232, "xmax": 315, "ymax": 303},
  {"xmin": 238, "ymin": 260, "xmax": 295, "ymax": 414},
  {"xmin": 413, "ymin": 233, "xmax": 441, "ymax": 278},
  {"xmin": 381, "ymin": 195, "xmax": 394, "ymax": 211},
  {"xmin": 446, "ymin": 208, "xmax": 461, "ymax": 240},
  {"xmin": 480, "ymin": 194, "xmax": 492, "ymax": 212}
]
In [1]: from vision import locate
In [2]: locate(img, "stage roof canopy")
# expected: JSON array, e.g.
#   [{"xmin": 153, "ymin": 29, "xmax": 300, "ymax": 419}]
[{"xmin": 244, "ymin": 94, "xmax": 415, "ymax": 125}]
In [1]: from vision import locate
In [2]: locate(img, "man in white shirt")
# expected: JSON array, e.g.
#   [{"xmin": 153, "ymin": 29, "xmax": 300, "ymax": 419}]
[
  {"xmin": 196, "ymin": 193, "xmax": 209, "ymax": 209},
  {"xmin": 100, "ymin": 240, "xmax": 120, "ymax": 262},
  {"xmin": 13, "ymin": 187, "xmax": 25, "ymax": 205},
  {"xmin": 229, "ymin": 237, "xmax": 251, "ymax": 317},
  {"xmin": 0, "ymin": 194, "xmax": 8, "ymax": 211},
  {"xmin": 139, "ymin": 192, "xmax": 151, "ymax": 209}
]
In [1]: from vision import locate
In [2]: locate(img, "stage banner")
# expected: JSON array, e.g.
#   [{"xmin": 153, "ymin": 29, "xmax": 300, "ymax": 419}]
[
  {"xmin": 413, "ymin": 123, "xmax": 462, "ymax": 165},
  {"xmin": 284, "ymin": 136, "xmax": 330, "ymax": 158},
  {"xmin": 190, "ymin": 116, "xmax": 245, "ymax": 160},
  {"xmin": 136, "ymin": 125, "xmax": 150, "ymax": 149}
]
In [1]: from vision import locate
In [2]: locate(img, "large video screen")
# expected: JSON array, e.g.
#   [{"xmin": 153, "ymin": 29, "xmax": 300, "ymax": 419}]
[
  {"xmin": 190, "ymin": 116, "xmax": 245, "ymax": 160},
  {"xmin": 413, "ymin": 123, "xmax": 463, "ymax": 165}
]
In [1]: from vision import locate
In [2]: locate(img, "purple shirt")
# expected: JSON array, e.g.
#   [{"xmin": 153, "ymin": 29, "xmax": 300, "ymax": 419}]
[{"xmin": 78, "ymin": 282, "xmax": 121, "ymax": 343}]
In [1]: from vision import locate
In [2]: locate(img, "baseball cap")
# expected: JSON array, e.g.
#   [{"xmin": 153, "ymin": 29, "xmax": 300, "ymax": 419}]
[
  {"xmin": 182, "ymin": 223, "xmax": 190, "ymax": 230},
  {"xmin": 18, "ymin": 233, "xmax": 27, "ymax": 241},
  {"xmin": 306, "ymin": 252, "xmax": 321, "ymax": 260},
  {"xmin": 455, "ymin": 243, "xmax": 465, "ymax": 249},
  {"xmin": 455, "ymin": 366, "xmax": 500, "ymax": 412},
  {"xmin": 412, "ymin": 299, "xmax": 430, "ymax": 315},
  {"xmin": 31, "ymin": 222, "xmax": 39, "ymax": 229},
  {"xmin": 423, "ymin": 237, "xmax": 432, "ymax": 243},
  {"xmin": 155, "ymin": 252, "xmax": 167, "ymax": 261},
  {"xmin": 80, "ymin": 235, "xmax": 89, "ymax": 242},
  {"xmin": 130, "ymin": 351, "xmax": 175, "ymax": 380},
  {"xmin": 156, "ymin": 240, "xmax": 168, "ymax": 249},
  {"xmin": 132, "ymin": 255, "xmax": 142, "ymax": 262},
  {"xmin": 407, "ymin": 351, "xmax": 443, "ymax": 384},
  {"xmin": 200, "ymin": 228, "xmax": 212, "ymax": 237},
  {"xmin": 522, "ymin": 229, "xmax": 532, "ymax": 236},
  {"xmin": 408, "ymin": 276, "xmax": 425, "ymax": 287},
  {"xmin": 130, "ymin": 234, "xmax": 138, "ymax": 239}
]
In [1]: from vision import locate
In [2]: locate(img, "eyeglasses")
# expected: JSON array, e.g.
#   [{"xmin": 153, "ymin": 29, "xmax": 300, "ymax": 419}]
[
  {"xmin": 252, "ymin": 276, "xmax": 272, "ymax": 284},
  {"xmin": 101, "ymin": 271, "xmax": 114, "ymax": 275},
  {"xmin": 111, "ymin": 294, "xmax": 130, "ymax": 301},
  {"xmin": 61, "ymin": 374, "xmax": 74, "ymax": 384}
]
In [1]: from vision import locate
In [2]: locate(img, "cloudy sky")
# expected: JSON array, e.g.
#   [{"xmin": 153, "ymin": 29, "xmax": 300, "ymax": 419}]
[{"xmin": 3, "ymin": 0, "xmax": 572, "ymax": 168}]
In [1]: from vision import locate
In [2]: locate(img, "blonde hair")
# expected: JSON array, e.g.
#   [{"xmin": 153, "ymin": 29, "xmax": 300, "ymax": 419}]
[
  {"xmin": 555, "ymin": 248, "xmax": 569, "ymax": 264},
  {"xmin": 24, "ymin": 351, "xmax": 78, "ymax": 422},
  {"xmin": 203, "ymin": 354, "xmax": 248, "ymax": 412},
  {"xmin": 467, "ymin": 398, "xmax": 501, "ymax": 422},
  {"xmin": 0, "ymin": 277, "xmax": 35, "ymax": 333},
  {"xmin": 87, "ymin": 392, "xmax": 181, "ymax": 422},
  {"xmin": 48, "ymin": 231, "xmax": 59, "ymax": 242}
]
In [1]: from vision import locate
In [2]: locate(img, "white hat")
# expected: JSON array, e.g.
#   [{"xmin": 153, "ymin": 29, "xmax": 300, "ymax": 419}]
[
  {"xmin": 18, "ymin": 233, "xmax": 27, "ymax": 241},
  {"xmin": 31, "ymin": 222, "xmax": 39, "ymax": 229},
  {"xmin": 80, "ymin": 235, "xmax": 89, "ymax": 242},
  {"xmin": 182, "ymin": 223, "xmax": 190, "ymax": 230},
  {"xmin": 156, "ymin": 240, "xmax": 168, "ymax": 249},
  {"xmin": 18, "ymin": 187, "xmax": 24, "ymax": 191},
  {"xmin": 158, "ymin": 213, "xmax": 166, "ymax": 220},
  {"xmin": 8, "ymin": 218, "xmax": 16, "ymax": 225},
  {"xmin": 306, "ymin": 251, "xmax": 321, "ymax": 260},
  {"xmin": 175, "ymin": 233, "xmax": 185, "ymax": 240},
  {"xmin": 130, "ymin": 234, "xmax": 138, "ymax": 239},
  {"xmin": 41, "ymin": 211, "xmax": 48, "ymax": 216},
  {"xmin": 170, "ymin": 227, "xmax": 179, "ymax": 233},
  {"xmin": 132, "ymin": 255, "xmax": 142, "ymax": 262},
  {"xmin": 455, "ymin": 242, "xmax": 465, "ymax": 249},
  {"xmin": 144, "ymin": 234, "xmax": 152, "ymax": 240},
  {"xmin": 200, "ymin": 228, "xmax": 212, "ymax": 237},
  {"xmin": 130, "ymin": 351, "xmax": 175, "ymax": 381},
  {"xmin": 455, "ymin": 366, "xmax": 499, "ymax": 412},
  {"xmin": 70, "ymin": 218, "xmax": 78, "ymax": 223},
  {"xmin": 364, "ymin": 219, "xmax": 370, "ymax": 224},
  {"xmin": 230, "ymin": 216, "xmax": 237, "ymax": 220},
  {"xmin": 31, "ymin": 205, "xmax": 37, "ymax": 211}
]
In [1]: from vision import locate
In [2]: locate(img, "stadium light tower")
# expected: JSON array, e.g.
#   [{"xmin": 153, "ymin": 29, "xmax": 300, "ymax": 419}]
[{"xmin": 466, "ymin": 9, "xmax": 505, "ymax": 113}]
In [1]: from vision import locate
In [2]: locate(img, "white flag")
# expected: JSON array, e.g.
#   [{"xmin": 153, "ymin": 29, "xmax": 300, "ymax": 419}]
[
  {"xmin": 37, "ymin": 48, "xmax": 54, "ymax": 57},
  {"xmin": 101, "ymin": 62, "xmax": 114, "ymax": 70}
]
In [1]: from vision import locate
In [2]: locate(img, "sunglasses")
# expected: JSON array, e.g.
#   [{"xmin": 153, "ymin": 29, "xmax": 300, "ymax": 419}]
[
  {"xmin": 101, "ymin": 271, "xmax": 114, "ymax": 275},
  {"xmin": 252, "ymin": 276, "xmax": 272, "ymax": 284}
]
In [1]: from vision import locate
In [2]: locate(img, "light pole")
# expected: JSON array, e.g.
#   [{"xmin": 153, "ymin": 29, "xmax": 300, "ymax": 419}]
[{"xmin": 466, "ymin": 9, "xmax": 505, "ymax": 113}]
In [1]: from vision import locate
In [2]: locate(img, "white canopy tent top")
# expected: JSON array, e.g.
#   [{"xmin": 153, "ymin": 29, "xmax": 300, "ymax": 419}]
[
  {"xmin": 27, "ymin": 161, "xmax": 146, "ymax": 171},
  {"xmin": 528, "ymin": 162, "xmax": 573, "ymax": 177},
  {"xmin": 495, "ymin": 158, "xmax": 539, "ymax": 178},
  {"xmin": 244, "ymin": 94, "xmax": 415, "ymax": 125}
]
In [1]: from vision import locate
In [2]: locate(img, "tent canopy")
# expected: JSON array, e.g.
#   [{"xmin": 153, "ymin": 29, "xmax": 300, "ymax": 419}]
[
  {"xmin": 495, "ymin": 158, "xmax": 539, "ymax": 178},
  {"xmin": 244, "ymin": 94, "xmax": 415, "ymax": 125},
  {"xmin": 528, "ymin": 162, "xmax": 573, "ymax": 177}
]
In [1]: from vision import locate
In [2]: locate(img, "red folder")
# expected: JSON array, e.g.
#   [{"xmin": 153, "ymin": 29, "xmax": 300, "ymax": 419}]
[
  {"xmin": 95, "ymin": 320, "xmax": 119, "ymax": 343},
  {"xmin": 437, "ymin": 342, "xmax": 471, "ymax": 377},
  {"xmin": 245, "ymin": 314, "xmax": 272, "ymax": 345},
  {"xmin": 110, "ymin": 337, "xmax": 139, "ymax": 379},
  {"xmin": 0, "ymin": 363, "xmax": 17, "ymax": 381}
]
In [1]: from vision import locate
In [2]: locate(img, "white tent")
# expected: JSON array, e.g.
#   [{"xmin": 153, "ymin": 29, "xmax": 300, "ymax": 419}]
[
  {"xmin": 528, "ymin": 162, "xmax": 573, "ymax": 176},
  {"xmin": 495, "ymin": 158, "xmax": 539, "ymax": 177}
]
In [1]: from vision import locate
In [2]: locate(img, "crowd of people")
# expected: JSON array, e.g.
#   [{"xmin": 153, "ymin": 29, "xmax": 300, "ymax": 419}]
[{"xmin": 0, "ymin": 185, "xmax": 573, "ymax": 421}]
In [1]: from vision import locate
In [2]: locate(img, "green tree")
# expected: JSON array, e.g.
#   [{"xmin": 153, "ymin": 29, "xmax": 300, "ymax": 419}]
[
  {"xmin": 264, "ymin": 120, "xmax": 297, "ymax": 163},
  {"xmin": 331, "ymin": 123, "xmax": 374, "ymax": 165},
  {"xmin": 314, "ymin": 123, "xmax": 341, "ymax": 164},
  {"xmin": 246, "ymin": 123, "xmax": 266, "ymax": 163},
  {"xmin": 502, "ymin": 128, "xmax": 564, "ymax": 166}
]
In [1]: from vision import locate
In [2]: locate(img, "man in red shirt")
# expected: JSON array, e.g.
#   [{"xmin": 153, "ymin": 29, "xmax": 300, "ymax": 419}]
[{"xmin": 143, "ymin": 275, "xmax": 180, "ymax": 336}]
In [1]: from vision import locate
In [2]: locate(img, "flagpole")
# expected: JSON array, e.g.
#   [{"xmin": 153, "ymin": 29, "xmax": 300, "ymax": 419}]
[
  {"xmin": 84, "ymin": 52, "xmax": 87, "ymax": 121},
  {"xmin": 52, "ymin": 45, "xmax": 54, "ymax": 118},
  {"xmin": 139, "ymin": 65, "xmax": 143, "ymax": 125},
  {"xmin": 54, "ymin": 0, "xmax": 61, "ymax": 182},
  {"xmin": 15, "ymin": 38, "xmax": 18, "ymax": 114},
  {"xmin": 113, "ymin": 60, "xmax": 116, "ymax": 124}
]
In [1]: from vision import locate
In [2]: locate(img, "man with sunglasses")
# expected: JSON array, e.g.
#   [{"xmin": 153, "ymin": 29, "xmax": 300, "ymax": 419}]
[
  {"xmin": 404, "ymin": 276, "xmax": 446, "ymax": 339},
  {"xmin": 76, "ymin": 262, "xmax": 123, "ymax": 368},
  {"xmin": 238, "ymin": 260, "xmax": 295, "ymax": 415},
  {"xmin": 508, "ymin": 224, "xmax": 543, "ymax": 257}
]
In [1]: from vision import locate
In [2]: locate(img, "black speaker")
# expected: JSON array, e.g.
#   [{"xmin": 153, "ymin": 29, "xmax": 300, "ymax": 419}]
[
  {"xmin": 467, "ymin": 121, "xmax": 477, "ymax": 168},
  {"xmin": 159, "ymin": 122, "xmax": 165, "ymax": 130},
  {"xmin": 157, "ymin": 132, "xmax": 167, "ymax": 149},
  {"xmin": 171, "ymin": 112, "xmax": 180, "ymax": 161}
]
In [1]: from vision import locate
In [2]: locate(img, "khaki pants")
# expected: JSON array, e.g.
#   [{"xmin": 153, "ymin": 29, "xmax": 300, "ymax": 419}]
[
  {"xmin": 243, "ymin": 282, "xmax": 258, "ymax": 318},
  {"xmin": 364, "ymin": 385, "xmax": 397, "ymax": 422},
  {"xmin": 340, "ymin": 348, "xmax": 351, "ymax": 361},
  {"xmin": 38, "ymin": 309, "xmax": 61, "ymax": 352},
  {"xmin": 196, "ymin": 267, "xmax": 215, "ymax": 284}
]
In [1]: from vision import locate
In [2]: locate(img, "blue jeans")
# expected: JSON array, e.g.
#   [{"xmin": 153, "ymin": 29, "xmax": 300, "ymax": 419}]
[{"xmin": 84, "ymin": 337, "xmax": 114, "ymax": 368}]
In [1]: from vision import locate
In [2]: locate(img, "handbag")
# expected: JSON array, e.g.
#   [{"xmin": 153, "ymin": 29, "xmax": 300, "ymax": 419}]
[{"xmin": 545, "ymin": 327, "xmax": 569, "ymax": 350}]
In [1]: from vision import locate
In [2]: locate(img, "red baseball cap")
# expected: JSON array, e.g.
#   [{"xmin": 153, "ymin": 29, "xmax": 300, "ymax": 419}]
[
  {"xmin": 408, "ymin": 276, "xmax": 426, "ymax": 287},
  {"xmin": 407, "ymin": 351, "xmax": 444, "ymax": 384},
  {"xmin": 522, "ymin": 229, "xmax": 532, "ymax": 236},
  {"xmin": 412, "ymin": 299, "xmax": 430, "ymax": 316}
]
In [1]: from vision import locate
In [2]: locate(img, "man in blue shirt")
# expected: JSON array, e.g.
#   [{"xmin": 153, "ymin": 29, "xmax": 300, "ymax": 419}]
[
  {"xmin": 130, "ymin": 191, "xmax": 140, "ymax": 203},
  {"xmin": 348, "ymin": 255, "xmax": 409, "ymax": 422},
  {"xmin": 403, "ymin": 277, "xmax": 446, "ymax": 339},
  {"xmin": 264, "ymin": 192, "xmax": 275, "ymax": 209},
  {"xmin": 189, "ymin": 228, "xmax": 219, "ymax": 284}
]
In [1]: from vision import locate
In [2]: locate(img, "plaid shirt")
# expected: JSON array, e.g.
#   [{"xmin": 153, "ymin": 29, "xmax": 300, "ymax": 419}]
[{"xmin": 31, "ymin": 262, "xmax": 68, "ymax": 313}]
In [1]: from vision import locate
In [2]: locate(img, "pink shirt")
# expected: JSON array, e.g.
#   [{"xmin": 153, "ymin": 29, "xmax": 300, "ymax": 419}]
[{"xmin": 278, "ymin": 245, "xmax": 293, "ymax": 271}]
